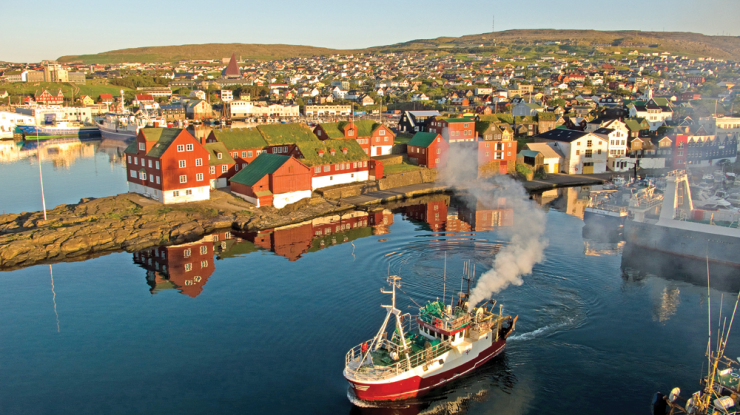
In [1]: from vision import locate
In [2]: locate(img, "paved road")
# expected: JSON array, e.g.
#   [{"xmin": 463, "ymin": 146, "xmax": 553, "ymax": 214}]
[
  {"xmin": 342, "ymin": 183, "xmax": 446, "ymax": 206},
  {"xmin": 522, "ymin": 173, "xmax": 604, "ymax": 192}
]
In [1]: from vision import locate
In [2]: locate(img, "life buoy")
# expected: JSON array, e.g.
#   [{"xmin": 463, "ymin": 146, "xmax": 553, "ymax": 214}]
[{"xmin": 433, "ymin": 318, "xmax": 442, "ymax": 328}]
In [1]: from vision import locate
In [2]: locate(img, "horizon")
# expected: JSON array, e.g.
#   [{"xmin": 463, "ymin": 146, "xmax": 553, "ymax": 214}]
[{"xmin": 3, "ymin": 0, "xmax": 739, "ymax": 62}]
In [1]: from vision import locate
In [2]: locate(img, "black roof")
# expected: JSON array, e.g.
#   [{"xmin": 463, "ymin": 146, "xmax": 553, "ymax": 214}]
[
  {"xmin": 535, "ymin": 128, "xmax": 590, "ymax": 143},
  {"xmin": 593, "ymin": 127, "xmax": 615, "ymax": 135}
]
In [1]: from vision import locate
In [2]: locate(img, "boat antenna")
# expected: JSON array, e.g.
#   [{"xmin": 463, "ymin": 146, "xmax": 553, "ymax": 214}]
[{"xmin": 443, "ymin": 252, "xmax": 447, "ymax": 307}]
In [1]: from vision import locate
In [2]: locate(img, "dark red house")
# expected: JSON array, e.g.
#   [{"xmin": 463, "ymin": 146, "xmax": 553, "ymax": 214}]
[
  {"xmin": 230, "ymin": 153, "xmax": 313, "ymax": 208},
  {"xmin": 124, "ymin": 128, "xmax": 211, "ymax": 204},
  {"xmin": 407, "ymin": 132, "xmax": 448, "ymax": 169}
]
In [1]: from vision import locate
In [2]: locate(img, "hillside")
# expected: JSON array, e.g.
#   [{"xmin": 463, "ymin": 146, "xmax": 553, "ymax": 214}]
[
  {"xmin": 373, "ymin": 29, "xmax": 740, "ymax": 60},
  {"xmin": 56, "ymin": 30, "xmax": 740, "ymax": 64},
  {"xmin": 58, "ymin": 43, "xmax": 356, "ymax": 64}
]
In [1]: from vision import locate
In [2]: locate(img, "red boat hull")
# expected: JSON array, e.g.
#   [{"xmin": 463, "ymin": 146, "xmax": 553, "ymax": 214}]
[{"xmin": 348, "ymin": 339, "xmax": 507, "ymax": 401}]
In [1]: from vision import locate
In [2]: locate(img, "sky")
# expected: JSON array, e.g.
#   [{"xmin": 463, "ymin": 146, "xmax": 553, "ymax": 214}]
[{"xmin": 3, "ymin": 0, "xmax": 739, "ymax": 62}]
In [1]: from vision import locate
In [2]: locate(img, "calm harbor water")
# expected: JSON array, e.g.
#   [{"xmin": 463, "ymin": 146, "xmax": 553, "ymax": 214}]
[{"xmin": 1, "ymin": 139, "xmax": 739, "ymax": 414}]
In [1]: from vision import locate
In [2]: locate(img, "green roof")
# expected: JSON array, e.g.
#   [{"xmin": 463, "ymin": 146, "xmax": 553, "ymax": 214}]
[
  {"xmin": 652, "ymin": 98, "xmax": 670, "ymax": 106},
  {"xmin": 319, "ymin": 120, "xmax": 385, "ymax": 138},
  {"xmin": 141, "ymin": 127, "xmax": 182, "ymax": 142},
  {"xmin": 204, "ymin": 142, "xmax": 234, "ymax": 165},
  {"xmin": 442, "ymin": 117, "xmax": 475, "ymax": 124},
  {"xmin": 408, "ymin": 132, "xmax": 439, "ymax": 148},
  {"xmin": 295, "ymin": 138, "xmax": 369, "ymax": 167},
  {"xmin": 625, "ymin": 118, "xmax": 648, "ymax": 131},
  {"xmin": 518, "ymin": 150, "xmax": 540, "ymax": 158},
  {"xmin": 257, "ymin": 123, "xmax": 316, "ymax": 145},
  {"xmin": 122, "ymin": 128, "xmax": 185, "ymax": 158},
  {"xmin": 475, "ymin": 121, "xmax": 493, "ymax": 136},
  {"xmin": 230, "ymin": 153, "xmax": 290, "ymax": 186},
  {"xmin": 538, "ymin": 112, "xmax": 558, "ymax": 121},
  {"xmin": 211, "ymin": 128, "xmax": 268, "ymax": 150},
  {"xmin": 525, "ymin": 103, "xmax": 543, "ymax": 110}
]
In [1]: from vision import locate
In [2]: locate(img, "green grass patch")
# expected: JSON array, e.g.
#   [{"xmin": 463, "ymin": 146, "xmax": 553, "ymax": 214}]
[{"xmin": 384, "ymin": 162, "xmax": 421, "ymax": 175}]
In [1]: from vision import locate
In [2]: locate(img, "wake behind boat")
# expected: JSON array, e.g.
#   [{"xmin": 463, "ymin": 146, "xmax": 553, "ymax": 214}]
[{"xmin": 344, "ymin": 270, "xmax": 516, "ymax": 402}]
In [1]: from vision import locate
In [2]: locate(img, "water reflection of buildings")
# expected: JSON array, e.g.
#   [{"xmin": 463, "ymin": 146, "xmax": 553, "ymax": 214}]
[
  {"xmin": 536, "ymin": 186, "xmax": 591, "ymax": 220},
  {"xmin": 1, "ymin": 137, "xmax": 128, "ymax": 167},
  {"xmin": 238, "ymin": 209, "xmax": 394, "ymax": 261},
  {"xmin": 403, "ymin": 197, "xmax": 513, "ymax": 232},
  {"xmin": 134, "ymin": 231, "xmax": 233, "ymax": 297}
]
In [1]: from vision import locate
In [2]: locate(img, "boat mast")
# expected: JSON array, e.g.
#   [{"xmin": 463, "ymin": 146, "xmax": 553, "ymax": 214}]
[
  {"xmin": 381, "ymin": 276, "xmax": 411, "ymax": 368},
  {"xmin": 443, "ymin": 252, "xmax": 447, "ymax": 306}
]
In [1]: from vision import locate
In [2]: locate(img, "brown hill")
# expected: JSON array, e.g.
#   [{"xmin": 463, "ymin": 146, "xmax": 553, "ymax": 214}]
[
  {"xmin": 57, "ymin": 30, "xmax": 740, "ymax": 64},
  {"xmin": 58, "ymin": 43, "xmax": 356, "ymax": 64},
  {"xmin": 373, "ymin": 29, "xmax": 740, "ymax": 60}
]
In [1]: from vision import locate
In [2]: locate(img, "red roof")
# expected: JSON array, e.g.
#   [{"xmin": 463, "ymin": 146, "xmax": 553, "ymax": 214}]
[
  {"xmin": 136, "ymin": 94, "xmax": 154, "ymax": 102},
  {"xmin": 100, "ymin": 94, "xmax": 113, "ymax": 100}
]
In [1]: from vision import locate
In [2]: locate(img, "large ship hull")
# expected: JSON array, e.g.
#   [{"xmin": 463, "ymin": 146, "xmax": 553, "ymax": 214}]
[
  {"xmin": 624, "ymin": 220, "xmax": 740, "ymax": 267},
  {"xmin": 16, "ymin": 125, "xmax": 100, "ymax": 138},
  {"xmin": 98, "ymin": 124, "xmax": 138, "ymax": 141},
  {"xmin": 347, "ymin": 338, "xmax": 506, "ymax": 401}
]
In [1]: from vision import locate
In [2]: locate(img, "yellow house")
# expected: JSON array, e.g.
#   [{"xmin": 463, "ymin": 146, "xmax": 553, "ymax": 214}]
[{"xmin": 79, "ymin": 95, "xmax": 95, "ymax": 107}]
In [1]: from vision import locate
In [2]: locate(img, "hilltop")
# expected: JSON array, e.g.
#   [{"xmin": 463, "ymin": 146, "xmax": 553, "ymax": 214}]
[
  {"xmin": 373, "ymin": 29, "xmax": 740, "ymax": 60},
  {"xmin": 56, "ymin": 30, "xmax": 740, "ymax": 64},
  {"xmin": 58, "ymin": 43, "xmax": 356, "ymax": 64}
]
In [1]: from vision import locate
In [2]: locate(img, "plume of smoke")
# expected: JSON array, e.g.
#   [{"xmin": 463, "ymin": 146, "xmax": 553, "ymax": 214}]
[{"xmin": 438, "ymin": 142, "xmax": 548, "ymax": 309}]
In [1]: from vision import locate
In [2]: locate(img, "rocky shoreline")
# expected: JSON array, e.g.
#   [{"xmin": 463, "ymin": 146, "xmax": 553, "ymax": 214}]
[{"xmin": 0, "ymin": 173, "xmax": 602, "ymax": 271}]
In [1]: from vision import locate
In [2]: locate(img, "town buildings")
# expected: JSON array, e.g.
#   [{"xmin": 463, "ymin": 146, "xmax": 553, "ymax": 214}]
[
  {"xmin": 534, "ymin": 129, "xmax": 608, "ymax": 174},
  {"xmin": 230, "ymin": 153, "xmax": 313, "ymax": 208},
  {"xmin": 407, "ymin": 132, "xmax": 448, "ymax": 169},
  {"xmin": 124, "ymin": 128, "xmax": 211, "ymax": 203}
]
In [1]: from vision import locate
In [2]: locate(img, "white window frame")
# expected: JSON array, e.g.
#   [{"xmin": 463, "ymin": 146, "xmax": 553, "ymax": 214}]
[
  {"xmin": 186, "ymin": 144, "xmax": 193, "ymax": 151},
  {"xmin": 180, "ymin": 175, "xmax": 187, "ymax": 183},
  {"xmin": 179, "ymin": 160, "xmax": 186, "ymax": 168},
  {"xmin": 177, "ymin": 145, "xmax": 184, "ymax": 152},
  {"xmin": 196, "ymin": 173, "xmax": 203, "ymax": 181}
]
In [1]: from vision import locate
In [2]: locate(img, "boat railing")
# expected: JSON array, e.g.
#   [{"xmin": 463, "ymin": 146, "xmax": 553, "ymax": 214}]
[
  {"xmin": 588, "ymin": 203, "xmax": 628, "ymax": 213},
  {"xmin": 344, "ymin": 337, "xmax": 452, "ymax": 382}
]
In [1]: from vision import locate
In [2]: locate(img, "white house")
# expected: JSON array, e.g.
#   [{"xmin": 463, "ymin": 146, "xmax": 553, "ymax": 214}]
[
  {"xmin": 628, "ymin": 92, "xmax": 673, "ymax": 131},
  {"xmin": 534, "ymin": 129, "xmax": 608, "ymax": 174},
  {"xmin": 511, "ymin": 102, "xmax": 544, "ymax": 117},
  {"xmin": 524, "ymin": 142, "xmax": 565, "ymax": 173}
]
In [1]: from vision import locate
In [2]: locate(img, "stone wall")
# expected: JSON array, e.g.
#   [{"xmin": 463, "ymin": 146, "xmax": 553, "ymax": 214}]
[
  {"xmin": 315, "ymin": 182, "xmax": 380, "ymax": 200},
  {"xmin": 377, "ymin": 168, "xmax": 437, "ymax": 190},
  {"xmin": 371, "ymin": 154, "xmax": 404, "ymax": 166}
]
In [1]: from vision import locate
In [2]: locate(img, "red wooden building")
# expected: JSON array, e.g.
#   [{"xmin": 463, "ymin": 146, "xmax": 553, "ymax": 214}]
[
  {"xmin": 428, "ymin": 117, "xmax": 476, "ymax": 143},
  {"xmin": 314, "ymin": 120, "xmax": 395, "ymax": 156},
  {"xmin": 124, "ymin": 128, "xmax": 211, "ymax": 204},
  {"xmin": 407, "ymin": 132, "xmax": 448, "ymax": 169},
  {"xmin": 230, "ymin": 153, "xmax": 313, "ymax": 208},
  {"xmin": 34, "ymin": 89, "xmax": 64, "ymax": 105}
]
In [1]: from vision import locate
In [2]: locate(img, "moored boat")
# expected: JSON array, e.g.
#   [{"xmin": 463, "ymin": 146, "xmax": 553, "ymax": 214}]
[{"xmin": 344, "ymin": 274, "xmax": 516, "ymax": 402}]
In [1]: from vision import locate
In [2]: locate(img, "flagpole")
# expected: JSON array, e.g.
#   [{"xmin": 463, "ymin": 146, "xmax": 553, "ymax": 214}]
[{"xmin": 36, "ymin": 126, "xmax": 47, "ymax": 220}]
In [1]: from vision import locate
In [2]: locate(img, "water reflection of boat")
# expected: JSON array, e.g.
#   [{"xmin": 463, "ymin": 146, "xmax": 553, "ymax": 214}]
[{"xmin": 620, "ymin": 242, "xmax": 740, "ymax": 292}]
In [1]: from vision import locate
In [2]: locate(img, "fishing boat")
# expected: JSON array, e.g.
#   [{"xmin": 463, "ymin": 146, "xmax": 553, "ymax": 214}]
[
  {"xmin": 343, "ymin": 271, "xmax": 517, "ymax": 402},
  {"xmin": 652, "ymin": 285, "xmax": 740, "ymax": 414},
  {"xmin": 625, "ymin": 170, "xmax": 740, "ymax": 266},
  {"xmin": 98, "ymin": 90, "xmax": 167, "ymax": 140},
  {"xmin": 16, "ymin": 120, "xmax": 100, "ymax": 139}
]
